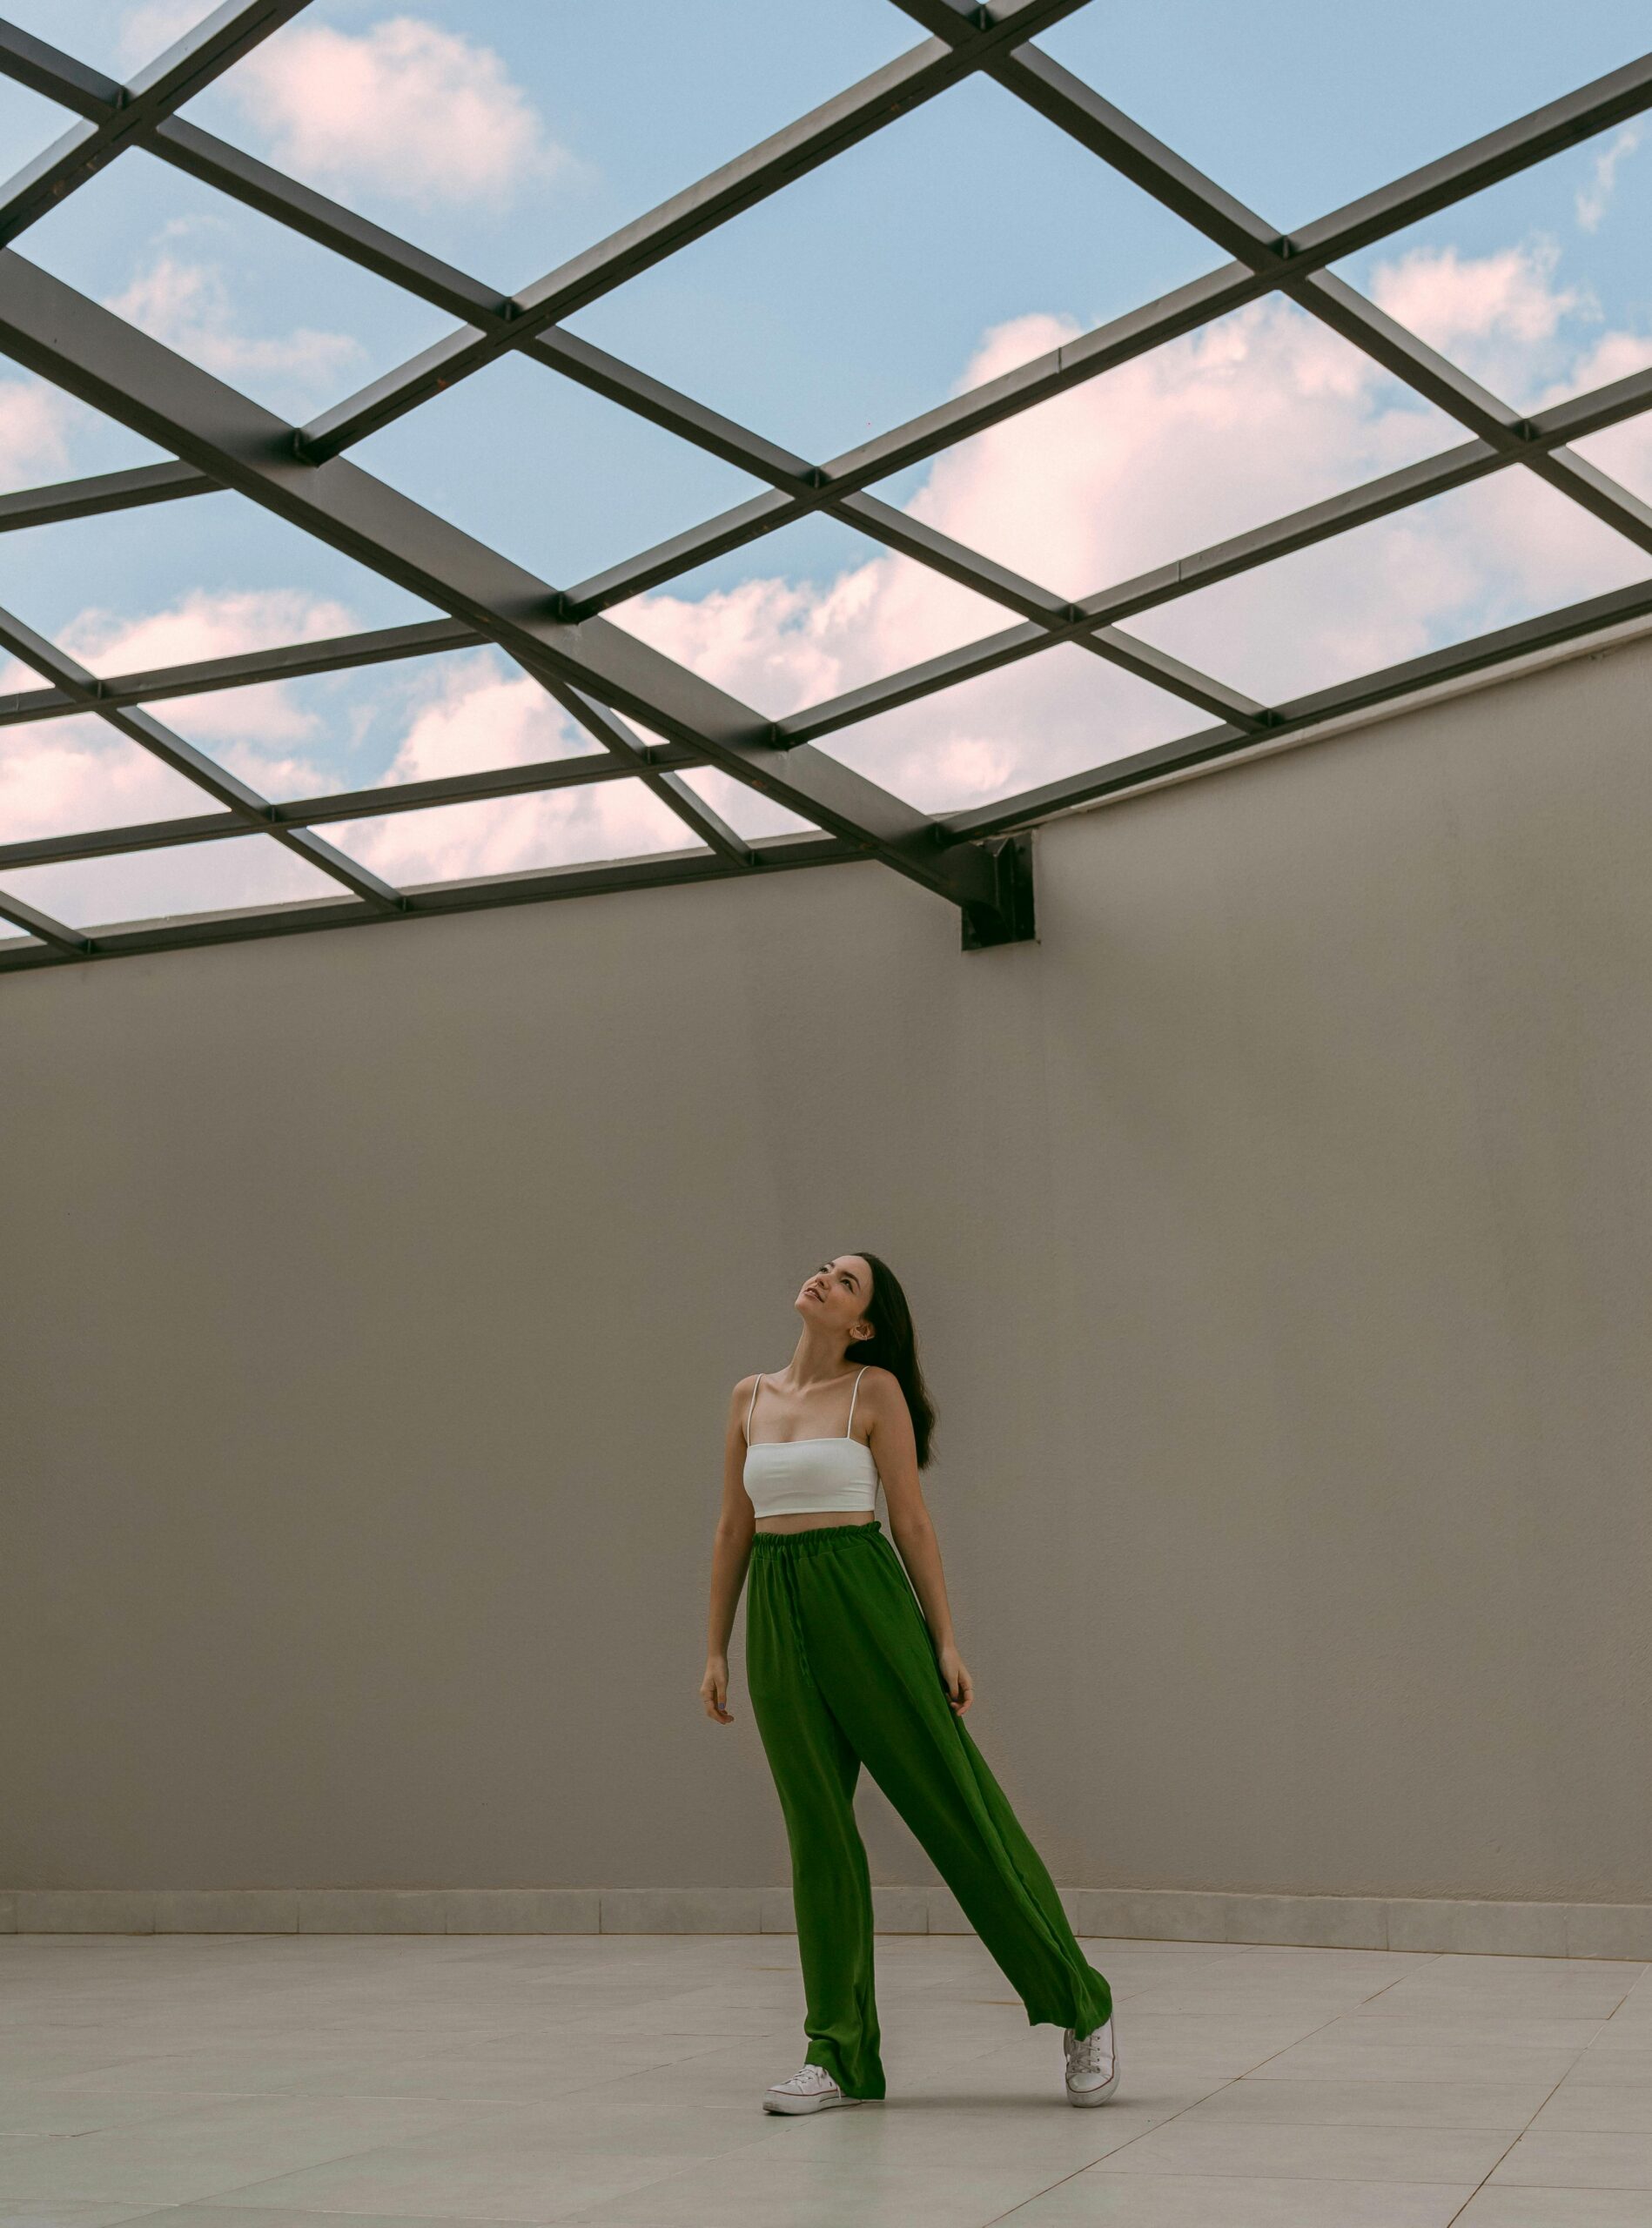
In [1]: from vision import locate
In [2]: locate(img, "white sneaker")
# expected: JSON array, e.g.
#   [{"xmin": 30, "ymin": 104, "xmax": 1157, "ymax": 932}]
[
  {"xmin": 1063, "ymin": 2015, "xmax": 1119, "ymax": 2105},
  {"xmin": 762, "ymin": 2061, "xmax": 863, "ymax": 2115}
]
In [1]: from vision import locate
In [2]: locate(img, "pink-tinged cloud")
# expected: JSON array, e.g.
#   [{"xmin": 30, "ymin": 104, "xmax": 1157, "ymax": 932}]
[
  {"xmin": 232, "ymin": 16, "xmax": 574, "ymax": 209},
  {"xmin": 120, "ymin": 3, "xmax": 219, "ymax": 64},
  {"xmin": 105, "ymin": 255, "xmax": 362, "ymax": 397},
  {"xmin": 0, "ymin": 830, "xmax": 346, "ymax": 937},
  {"xmin": 0, "ymin": 593, "xmax": 364, "ymax": 903},
  {"xmin": 0, "ymin": 379, "xmax": 69, "ymax": 493},
  {"xmin": 1, "ymin": 715, "xmax": 217, "ymax": 849},
  {"xmin": 606, "ymin": 245, "xmax": 1652, "ymax": 811},
  {"xmin": 1575, "ymin": 125, "xmax": 1642, "ymax": 233},
  {"xmin": 11, "ymin": 242, "xmax": 1652, "ymax": 922},
  {"xmin": 308, "ymin": 652, "xmax": 703, "ymax": 884}
]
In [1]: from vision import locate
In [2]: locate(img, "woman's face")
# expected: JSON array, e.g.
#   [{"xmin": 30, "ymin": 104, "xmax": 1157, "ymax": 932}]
[{"xmin": 796, "ymin": 1255, "xmax": 874, "ymax": 1349}]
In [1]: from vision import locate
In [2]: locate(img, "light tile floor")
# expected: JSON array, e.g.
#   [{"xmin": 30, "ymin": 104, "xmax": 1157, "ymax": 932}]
[{"xmin": 1, "ymin": 1931, "xmax": 1649, "ymax": 2227}]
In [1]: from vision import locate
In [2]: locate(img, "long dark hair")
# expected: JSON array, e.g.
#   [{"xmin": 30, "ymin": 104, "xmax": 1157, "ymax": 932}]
[{"xmin": 847, "ymin": 1249, "xmax": 937, "ymax": 1469}]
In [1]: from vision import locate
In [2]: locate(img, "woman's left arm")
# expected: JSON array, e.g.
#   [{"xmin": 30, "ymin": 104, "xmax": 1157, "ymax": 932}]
[{"xmin": 867, "ymin": 1372, "xmax": 974, "ymax": 1716}]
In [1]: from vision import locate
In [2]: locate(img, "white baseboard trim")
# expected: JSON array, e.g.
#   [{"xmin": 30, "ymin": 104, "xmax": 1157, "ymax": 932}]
[{"xmin": 3, "ymin": 1886, "xmax": 1648, "ymax": 1958}]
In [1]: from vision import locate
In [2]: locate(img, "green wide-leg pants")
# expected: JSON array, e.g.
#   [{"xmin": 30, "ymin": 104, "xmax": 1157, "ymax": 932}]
[{"xmin": 744, "ymin": 1519, "xmax": 1111, "ymax": 2102}]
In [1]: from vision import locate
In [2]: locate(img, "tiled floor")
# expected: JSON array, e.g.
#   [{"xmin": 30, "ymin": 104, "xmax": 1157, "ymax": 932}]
[{"xmin": 1, "ymin": 1932, "xmax": 1649, "ymax": 2228}]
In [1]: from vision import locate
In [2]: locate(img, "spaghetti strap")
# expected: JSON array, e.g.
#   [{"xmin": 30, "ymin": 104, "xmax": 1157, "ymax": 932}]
[
  {"xmin": 745, "ymin": 1372, "xmax": 762, "ymax": 1446},
  {"xmin": 846, "ymin": 1364, "xmax": 868, "ymax": 1438}
]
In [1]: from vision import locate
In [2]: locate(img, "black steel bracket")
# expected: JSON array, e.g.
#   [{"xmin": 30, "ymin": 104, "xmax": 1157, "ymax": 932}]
[{"xmin": 959, "ymin": 829, "xmax": 1037, "ymax": 950}]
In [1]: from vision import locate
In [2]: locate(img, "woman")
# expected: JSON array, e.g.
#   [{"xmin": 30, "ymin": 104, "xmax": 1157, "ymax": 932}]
[{"xmin": 702, "ymin": 1250, "xmax": 1118, "ymax": 2114}]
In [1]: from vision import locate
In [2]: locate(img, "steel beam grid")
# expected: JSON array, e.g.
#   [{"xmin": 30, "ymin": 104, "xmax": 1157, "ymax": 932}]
[{"xmin": 0, "ymin": 2, "xmax": 1649, "ymax": 968}]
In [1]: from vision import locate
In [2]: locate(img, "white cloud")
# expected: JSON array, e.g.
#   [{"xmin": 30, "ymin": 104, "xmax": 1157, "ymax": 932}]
[
  {"xmin": 229, "ymin": 16, "xmax": 573, "ymax": 209},
  {"xmin": 0, "ymin": 379, "xmax": 70, "ymax": 493},
  {"xmin": 1367, "ymin": 239, "xmax": 1593, "ymax": 406},
  {"xmin": 0, "ymin": 715, "xmax": 212, "ymax": 854},
  {"xmin": 119, "ymin": 7, "xmax": 574, "ymax": 205},
  {"xmin": 604, "ymin": 244, "xmax": 1652, "ymax": 809},
  {"xmin": 1575, "ymin": 125, "xmax": 1641, "ymax": 233},
  {"xmin": 120, "ymin": 3, "xmax": 214, "ymax": 65},
  {"xmin": 306, "ymin": 651, "xmax": 701, "ymax": 884},
  {"xmin": 105, "ymin": 254, "xmax": 362, "ymax": 392},
  {"xmin": 0, "ymin": 592, "xmax": 366, "ymax": 873},
  {"xmin": 0, "ymin": 830, "xmax": 345, "ymax": 936},
  {"xmin": 13, "ymin": 238, "xmax": 1652, "ymax": 910},
  {"xmin": 375, "ymin": 655, "xmax": 589, "ymax": 785}
]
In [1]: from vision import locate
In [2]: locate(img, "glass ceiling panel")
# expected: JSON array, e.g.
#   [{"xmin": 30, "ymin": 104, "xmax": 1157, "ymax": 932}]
[
  {"xmin": 313, "ymin": 776, "xmax": 710, "ymax": 887},
  {"xmin": 352, "ymin": 350, "xmax": 765, "ymax": 594},
  {"xmin": 1570, "ymin": 419, "xmax": 1652, "ymax": 506},
  {"xmin": 2, "ymin": 1, "xmax": 1649, "ymax": 963},
  {"xmin": 24, "ymin": 148, "xmax": 453, "ymax": 426},
  {"xmin": 813, "ymin": 642, "xmax": 1208, "ymax": 819},
  {"xmin": 0, "ymin": 713, "xmax": 224, "ymax": 842},
  {"xmin": 168, "ymin": 0, "xmax": 917, "ymax": 293},
  {"xmin": 567, "ymin": 71, "xmax": 1227, "ymax": 463},
  {"xmin": 0, "ymin": 69, "xmax": 78, "ymax": 181},
  {"xmin": 0, "ymin": 495, "xmax": 441, "ymax": 669},
  {"xmin": 1127, "ymin": 468, "xmax": 1652, "ymax": 705},
  {"xmin": 125, "ymin": 648, "xmax": 604, "ymax": 806},
  {"xmin": 1039, "ymin": 0, "xmax": 1652, "ymax": 235},
  {"xmin": 0, "ymin": 831, "xmax": 352, "ymax": 933},
  {"xmin": 670, "ymin": 763, "xmax": 821, "ymax": 843},
  {"xmin": 0, "ymin": 368, "xmax": 171, "ymax": 494},
  {"xmin": 872, "ymin": 295, "xmax": 1467, "ymax": 605},
  {"xmin": 1, "ymin": 0, "xmax": 180, "ymax": 74},
  {"xmin": 607, "ymin": 510, "xmax": 1022, "ymax": 723},
  {"xmin": 1330, "ymin": 121, "xmax": 1652, "ymax": 417}
]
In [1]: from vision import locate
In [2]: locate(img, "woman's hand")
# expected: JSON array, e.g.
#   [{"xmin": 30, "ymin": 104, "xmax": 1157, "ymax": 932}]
[
  {"xmin": 702, "ymin": 1655, "xmax": 734, "ymax": 1723},
  {"xmin": 937, "ymin": 1643, "xmax": 974, "ymax": 1715}
]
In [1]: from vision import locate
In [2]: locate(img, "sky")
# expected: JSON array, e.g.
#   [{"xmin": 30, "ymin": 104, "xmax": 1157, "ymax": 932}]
[{"xmin": 1, "ymin": 0, "xmax": 1650, "ymax": 934}]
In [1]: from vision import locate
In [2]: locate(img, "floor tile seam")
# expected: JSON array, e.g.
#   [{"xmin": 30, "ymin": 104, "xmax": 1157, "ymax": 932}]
[
  {"xmin": 1182, "ymin": 2104, "xmax": 1585, "ymax": 2131},
  {"xmin": 1488, "ymin": 2171, "xmax": 1652, "ymax": 2191},
  {"xmin": 35, "ymin": 2117, "xmax": 510, "ymax": 2212},
  {"xmin": 1044, "ymin": 2163, "xmax": 1492, "ymax": 2184},
  {"xmin": 976, "ymin": 2137, "xmax": 1160, "ymax": 2228},
  {"xmin": 966, "ymin": 2062, "xmax": 1257, "ymax": 2202},
  {"xmin": 1436, "ymin": 2060, "xmax": 1598, "ymax": 2225}
]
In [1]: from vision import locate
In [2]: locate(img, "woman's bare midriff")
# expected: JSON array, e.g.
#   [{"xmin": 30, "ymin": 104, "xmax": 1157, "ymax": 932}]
[{"xmin": 754, "ymin": 1512, "xmax": 878, "ymax": 1534}]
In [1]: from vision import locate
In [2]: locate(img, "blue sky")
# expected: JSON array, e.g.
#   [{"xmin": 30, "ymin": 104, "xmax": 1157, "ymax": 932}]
[{"xmin": 1, "ymin": 2, "xmax": 1650, "ymax": 929}]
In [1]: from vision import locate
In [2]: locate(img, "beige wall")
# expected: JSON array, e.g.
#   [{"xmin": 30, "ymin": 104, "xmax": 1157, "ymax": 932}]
[{"xmin": 3, "ymin": 634, "xmax": 1649, "ymax": 1903}]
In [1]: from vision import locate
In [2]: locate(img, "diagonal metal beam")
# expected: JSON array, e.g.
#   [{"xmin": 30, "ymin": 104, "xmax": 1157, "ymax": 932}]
[
  {"xmin": 836, "ymin": 490, "xmax": 1269, "ymax": 726},
  {"xmin": 939, "ymin": 574, "xmax": 1652, "ymax": 838},
  {"xmin": 0, "ymin": 459, "xmax": 210, "ymax": 533},
  {"xmin": 912, "ymin": 15, "xmax": 1652, "ymax": 558},
  {"xmin": 779, "ymin": 362, "xmax": 1652, "ymax": 745},
  {"xmin": 15, "ymin": 44, "xmax": 1649, "ymax": 631},
  {"xmin": 899, "ymin": 2, "xmax": 1652, "ymax": 275},
  {"xmin": 0, "ymin": 3, "xmax": 313, "ymax": 245},
  {"xmin": 0, "ymin": 740, "xmax": 717, "ymax": 871},
  {"xmin": 0, "ymin": 826, "xmax": 863, "ymax": 973},
  {"xmin": 0, "ymin": 881, "xmax": 91, "ymax": 954},
  {"xmin": 0, "ymin": 15, "xmax": 508, "ymax": 325},
  {"xmin": 0, "ymin": 247, "xmax": 1003, "ymax": 917},
  {"xmin": 14, "ymin": 564, "xmax": 1651, "ymax": 971},
  {"xmin": 0, "ymin": 6, "xmax": 1648, "ymax": 954},
  {"xmin": 5, "ymin": 359, "xmax": 1648, "ymax": 759},
  {"xmin": 530, "ymin": 673, "xmax": 760, "ymax": 869},
  {"xmin": 10, "ymin": 13, "xmax": 1649, "ymax": 618},
  {"xmin": 0, "ymin": 601, "xmax": 406, "ymax": 910},
  {"xmin": 292, "ymin": 0, "xmax": 1094, "ymax": 460},
  {"xmin": 0, "ymin": 617, "xmax": 481, "ymax": 727}
]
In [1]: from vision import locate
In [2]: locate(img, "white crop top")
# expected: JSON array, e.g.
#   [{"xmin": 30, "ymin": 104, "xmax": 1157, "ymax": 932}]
[{"xmin": 742, "ymin": 1366, "xmax": 879, "ymax": 1519}]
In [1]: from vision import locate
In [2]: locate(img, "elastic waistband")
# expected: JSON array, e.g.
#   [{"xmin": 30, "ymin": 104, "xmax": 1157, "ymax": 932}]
[{"xmin": 750, "ymin": 1520, "xmax": 884, "ymax": 1560}]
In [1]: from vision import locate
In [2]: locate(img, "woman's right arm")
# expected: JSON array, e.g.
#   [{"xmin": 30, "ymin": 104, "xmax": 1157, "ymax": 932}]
[{"xmin": 702, "ymin": 1376, "xmax": 758, "ymax": 1724}]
